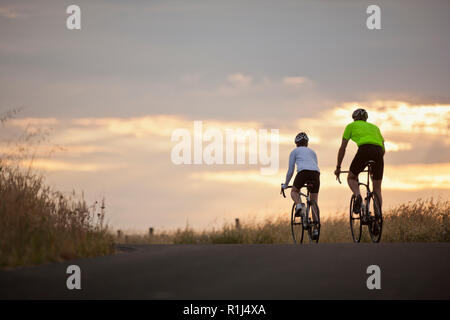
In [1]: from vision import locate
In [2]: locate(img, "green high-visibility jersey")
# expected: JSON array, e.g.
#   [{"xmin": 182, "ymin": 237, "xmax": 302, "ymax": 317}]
[{"xmin": 343, "ymin": 121, "xmax": 384, "ymax": 148}]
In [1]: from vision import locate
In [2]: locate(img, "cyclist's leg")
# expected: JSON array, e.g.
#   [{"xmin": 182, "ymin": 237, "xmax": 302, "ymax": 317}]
[
  {"xmin": 348, "ymin": 147, "xmax": 366, "ymax": 197},
  {"xmin": 347, "ymin": 172, "xmax": 360, "ymax": 197},
  {"xmin": 309, "ymin": 171, "xmax": 320, "ymax": 206},
  {"xmin": 290, "ymin": 186, "xmax": 300, "ymax": 205},
  {"xmin": 372, "ymin": 179, "xmax": 382, "ymax": 207},
  {"xmin": 291, "ymin": 171, "xmax": 305, "ymax": 205},
  {"xmin": 371, "ymin": 148, "xmax": 384, "ymax": 207}
]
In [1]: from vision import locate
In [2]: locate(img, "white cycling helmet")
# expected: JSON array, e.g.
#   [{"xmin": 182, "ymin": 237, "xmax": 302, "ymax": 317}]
[
  {"xmin": 295, "ymin": 132, "xmax": 309, "ymax": 144},
  {"xmin": 352, "ymin": 108, "xmax": 368, "ymax": 121}
]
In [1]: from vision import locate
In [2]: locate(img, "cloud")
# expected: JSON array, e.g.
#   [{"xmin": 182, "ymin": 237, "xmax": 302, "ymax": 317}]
[
  {"xmin": 334, "ymin": 101, "xmax": 450, "ymax": 136},
  {"xmin": 3, "ymin": 100, "xmax": 449, "ymax": 172},
  {"xmin": 283, "ymin": 76, "xmax": 307, "ymax": 86},
  {"xmin": 190, "ymin": 163, "xmax": 450, "ymax": 191},
  {"xmin": 383, "ymin": 141, "xmax": 412, "ymax": 152},
  {"xmin": 227, "ymin": 73, "xmax": 252, "ymax": 87},
  {"xmin": 0, "ymin": 6, "xmax": 20, "ymax": 19},
  {"xmin": 290, "ymin": 101, "xmax": 450, "ymax": 155},
  {"xmin": 18, "ymin": 159, "xmax": 123, "ymax": 172}
]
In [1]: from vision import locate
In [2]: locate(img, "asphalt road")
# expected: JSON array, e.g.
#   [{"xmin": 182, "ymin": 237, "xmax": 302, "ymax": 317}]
[{"xmin": 0, "ymin": 243, "xmax": 449, "ymax": 299}]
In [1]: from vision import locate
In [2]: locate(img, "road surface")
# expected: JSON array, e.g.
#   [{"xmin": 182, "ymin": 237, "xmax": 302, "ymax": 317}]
[{"xmin": 1, "ymin": 243, "xmax": 449, "ymax": 299}]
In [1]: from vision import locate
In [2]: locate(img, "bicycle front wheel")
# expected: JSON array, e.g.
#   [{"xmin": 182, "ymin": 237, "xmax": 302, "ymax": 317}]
[
  {"xmin": 291, "ymin": 203, "xmax": 304, "ymax": 244},
  {"xmin": 367, "ymin": 192, "xmax": 383, "ymax": 243},
  {"xmin": 307, "ymin": 200, "xmax": 320, "ymax": 243},
  {"xmin": 349, "ymin": 195, "xmax": 362, "ymax": 243}
]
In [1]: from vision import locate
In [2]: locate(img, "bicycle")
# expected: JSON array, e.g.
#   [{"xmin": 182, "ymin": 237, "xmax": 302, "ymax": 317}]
[
  {"xmin": 280, "ymin": 183, "xmax": 320, "ymax": 244},
  {"xmin": 337, "ymin": 160, "xmax": 383, "ymax": 243}
]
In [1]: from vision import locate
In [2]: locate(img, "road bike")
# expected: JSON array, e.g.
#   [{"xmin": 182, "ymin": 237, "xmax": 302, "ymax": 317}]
[
  {"xmin": 337, "ymin": 161, "xmax": 383, "ymax": 243},
  {"xmin": 280, "ymin": 183, "xmax": 320, "ymax": 244}
]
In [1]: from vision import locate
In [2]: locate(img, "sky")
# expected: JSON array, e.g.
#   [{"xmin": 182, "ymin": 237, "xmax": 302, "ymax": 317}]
[{"xmin": 0, "ymin": 0, "xmax": 449, "ymax": 232}]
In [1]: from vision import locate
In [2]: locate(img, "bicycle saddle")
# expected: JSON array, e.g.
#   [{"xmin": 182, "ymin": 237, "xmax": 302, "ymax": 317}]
[
  {"xmin": 304, "ymin": 180, "xmax": 315, "ymax": 188},
  {"xmin": 364, "ymin": 160, "xmax": 376, "ymax": 167}
]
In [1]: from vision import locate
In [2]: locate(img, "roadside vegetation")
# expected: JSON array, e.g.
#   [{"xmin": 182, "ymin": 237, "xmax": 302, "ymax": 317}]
[
  {"xmin": 0, "ymin": 109, "xmax": 114, "ymax": 268},
  {"xmin": 0, "ymin": 164, "xmax": 114, "ymax": 268},
  {"xmin": 117, "ymin": 198, "xmax": 450, "ymax": 244}
]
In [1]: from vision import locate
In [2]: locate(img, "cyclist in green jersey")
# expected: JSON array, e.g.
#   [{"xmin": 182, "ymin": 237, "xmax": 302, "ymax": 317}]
[{"xmin": 334, "ymin": 108, "xmax": 385, "ymax": 213}]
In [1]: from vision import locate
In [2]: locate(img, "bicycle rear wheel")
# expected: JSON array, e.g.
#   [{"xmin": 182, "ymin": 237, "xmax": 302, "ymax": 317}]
[
  {"xmin": 349, "ymin": 195, "xmax": 362, "ymax": 243},
  {"xmin": 367, "ymin": 192, "xmax": 383, "ymax": 243},
  {"xmin": 307, "ymin": 200, "xmax": 320, "ymax": 243},
  {"xmin": 291, "ymin": 203, "xmax": 304, "ymax": 244}
]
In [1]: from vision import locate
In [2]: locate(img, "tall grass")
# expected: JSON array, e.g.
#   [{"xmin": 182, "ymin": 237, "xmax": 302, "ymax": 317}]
[
  {"xmin": 0, "ymin": 109, "xmax": 114, "ymax": 268},
  {"xmin": 117, "ymin": 198, "xmax": 450, "ymax": 244},
  {"xmin": 0, "ymin": 164, "xmax": 114, "ymax": 268}
]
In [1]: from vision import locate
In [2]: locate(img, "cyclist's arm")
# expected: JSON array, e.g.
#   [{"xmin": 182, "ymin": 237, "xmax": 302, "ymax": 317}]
[
  {"xmin": 284, "ymin": 151, "xmax": 296, "ymax": 185},
  {"xmin": 336, "ymin": 138, "xmax": 349, "ymax": 169}
]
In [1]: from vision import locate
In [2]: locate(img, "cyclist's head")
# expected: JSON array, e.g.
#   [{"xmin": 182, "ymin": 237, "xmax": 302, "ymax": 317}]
[
  {"xmin": 352, "ymin": 108, "xmax": 368, "ymax": 121},
  {"xmin": 295, "ymin": 132, "xmax": 309, "ymax": 147}
]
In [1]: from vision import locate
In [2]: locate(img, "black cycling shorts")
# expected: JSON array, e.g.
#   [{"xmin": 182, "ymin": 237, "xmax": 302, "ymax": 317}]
[
  {"xmin": 293, "ymin": 170, "xmax": 320, "ymax": 193},
  {"xmin": 350, "ymin": 144, "xmax": 384, "ymax": 180}
]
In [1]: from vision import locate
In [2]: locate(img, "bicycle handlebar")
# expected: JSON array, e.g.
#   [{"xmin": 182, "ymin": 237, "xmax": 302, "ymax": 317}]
[
  {"xmin": 335, "ymin": 169, "xmax": 369, "ymax": 184},
  {"xmin": 280, "ymin": 183, "xmax": 314, "ymax": 198},
  {"xmin": 280, "ymin": 185, "xmax": 292, "ymax": 198}
]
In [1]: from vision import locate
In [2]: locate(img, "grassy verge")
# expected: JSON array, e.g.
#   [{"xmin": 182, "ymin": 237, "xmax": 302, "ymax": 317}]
[
  {"xmin": 117, "ymin": 198, "xmax": 449, "ymax": 244},
  {"xmin": 0, "ymin": 164, "xmax": 114, "ymax": 268}
]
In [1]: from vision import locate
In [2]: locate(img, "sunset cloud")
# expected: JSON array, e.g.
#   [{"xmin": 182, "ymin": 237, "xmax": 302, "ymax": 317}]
[
  {"xmin": 283, "ymin": 76, "xmax": 308, "ymax": 86},
  {"xmin": 18, "ymin": 159, "xmax": 123, "ymax": 172},
  {"xmin": 190, "ymin": 163, "xmax": 450, "ymax": 191},
  {"xmin": 0, "ymin": 6, "xmax": 20, "ymax": 19},
  {"xmin": 227, "ymin": 73, "xmax": 253, "ymax": 87},
  {"xmin": 2, "ymin": 100, "xmax": 448, "ymax": 184}
]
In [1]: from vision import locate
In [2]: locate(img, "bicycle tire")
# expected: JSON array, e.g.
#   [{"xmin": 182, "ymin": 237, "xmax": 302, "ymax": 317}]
[
  {"xmin": 291, "ymin": 203, "xmax": 304, "ymax": 244},
  {"xmin": 349, "ymin": 195, "xmax": 362, "ymax": 243},
  {"xmin": 307, "ymin": 200, "xmax": 320, "ymax": 243},
  {"xmin": 367, "ymin": 192, "xmax": 383, "ymax": 243}
]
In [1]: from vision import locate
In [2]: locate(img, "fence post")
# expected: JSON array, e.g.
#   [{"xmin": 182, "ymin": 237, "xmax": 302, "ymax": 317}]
[{"xmin": 235, "ymin": 218, "xmax": 240, "ymax": 230}]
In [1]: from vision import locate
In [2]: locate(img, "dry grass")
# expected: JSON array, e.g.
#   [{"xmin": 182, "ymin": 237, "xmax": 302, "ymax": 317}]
[
  {"xmin": 0, "ymin": 164, "xmax": 114, "ymax": 268},
  {"xmin": 0, "ymin": 109, "xmax": 114, "ymax": 268},
  {"xmin": 117, "ymin": 198, "xmax": 450, "ymax": 245}
]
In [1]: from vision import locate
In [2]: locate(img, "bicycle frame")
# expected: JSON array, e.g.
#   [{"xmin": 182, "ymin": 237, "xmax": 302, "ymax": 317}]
[
  {"xmin": 281, "ymin": 183, "xmax": 320, "ymax": 244},
  {"xmin": 336, "ymin": 161, "xmax": 383, "ymax": 243},
  {"xmin": 281, "ymin": 184, "xmax": 312, "ymax": 222},
  {"xmin": 339, "ymin": 166, "xmax": 372, "ymax": 219},
  {"xmin": 280, "ymin": 185, "xmax": 310, "ymax": 204}
]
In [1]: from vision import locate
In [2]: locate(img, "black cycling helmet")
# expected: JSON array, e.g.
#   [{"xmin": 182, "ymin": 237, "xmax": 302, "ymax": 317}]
[
  {"xmin": 295, "ymin": 132, "xmax": 309, "ymax": 144},
  {"xmin": 352, "ymin": 108, "xmax": 368, "ymax": 121}
]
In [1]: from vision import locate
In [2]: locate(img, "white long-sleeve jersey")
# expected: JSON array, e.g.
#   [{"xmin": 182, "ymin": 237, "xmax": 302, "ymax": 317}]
[{"xmin": 284, "ymin": 146, "xmax": 320, "ymax": 185}]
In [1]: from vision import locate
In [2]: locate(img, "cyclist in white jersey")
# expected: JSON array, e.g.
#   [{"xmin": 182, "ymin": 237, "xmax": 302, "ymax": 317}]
[{"xmin": 282, "ymin": 132, "xmax": 320, "ymax": 215}]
